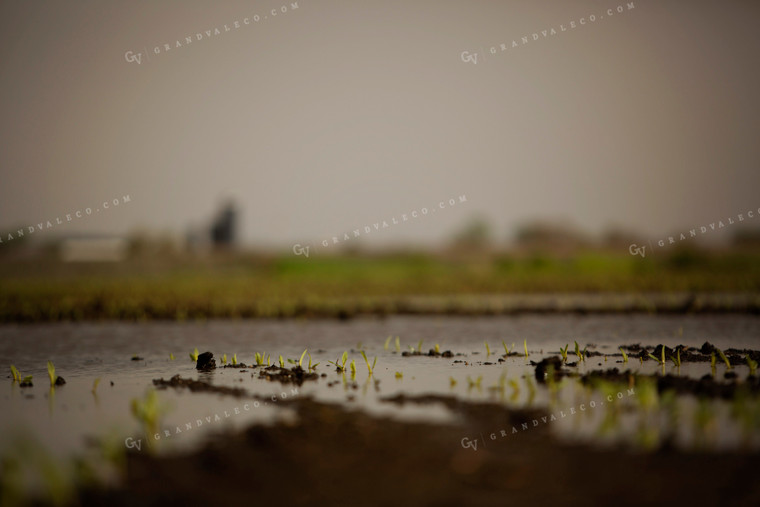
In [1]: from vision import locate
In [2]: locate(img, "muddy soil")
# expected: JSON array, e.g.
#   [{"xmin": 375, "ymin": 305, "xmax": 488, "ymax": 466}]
[{"xmin": 80, "ymin": 396, "xmax": 760, "ymax": 506}]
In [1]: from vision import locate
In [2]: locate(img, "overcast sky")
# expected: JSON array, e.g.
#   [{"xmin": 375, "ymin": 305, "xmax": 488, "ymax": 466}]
[{"xmin": 1, "ymin": 0, "xmax": 758, "ymax": 249}]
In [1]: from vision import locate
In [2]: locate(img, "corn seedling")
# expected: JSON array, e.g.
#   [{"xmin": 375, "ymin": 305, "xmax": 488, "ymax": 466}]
[
  {"xmin": 395, "ymin": 336, "xmax": 401, "ymax": 353},
  {"xmin": 524, "ymin": 339, "xmax": 528, "ymax": 358},
  {"xmin": 130, "ymin": 389, "xmax": 164, "ymax": 439},
  {"xmin": 620, "ymin": 348, "xmax": 628, "ymax": 363},
  {"xmin": 449, "ymin": 376, "xmax": 457, "ymax": 387},
  {"xmin": 746, "ymin": 355, "xmax": 757, "ymax": 376},
  {"xmin": 169, "ymin": 353, "xmax": 175, "ymax": 361},
  {"xmin": 670, "ymin": 349, "xmax": 681, "ymax": 368},
  {"xmin": 502, "ymin": 341, "xmax": 509, "ymax": 355},
  {"xmin": 47, "ymin": 361, "xmax": 57, "ymax": 387},
  {"xmin": 329, "ymin": 351, "xmax": 349, "ymax": 372},
  {"xmin": 255, "ymin": 353, "xmax": 265, "ymax": 366},
  {"xmin": 299, "ymin": 350, "xmax": 308, "ymax": 368},
  {"xmin": 307, "ymin": 352, "xmax": 319, "ymax": 371},
  {"xmin": 232, "ymin": 354, "xmax": 238, "ymax": 365},
  {"xmin": 384, "ymin": 336, "xmax": 392, "ymax": 350},
  {"xmin": 190, "ymin": 347, "xmax": 199, "ymax": 362},
  {"xmin": 508, "ymin": 379, "xmax": 520, "ymax": 402},
  {"xmin": 711, "ymin": 352, "xmax": 717, "ymax": 376},
  {"xmin": 466, "ymin": 375, "xmax": 482, "ymax": 388},
  {"xmin": 560, "ymin": 345, "xmax": 569, "ymax": 364},
  {"xmin": 349, "ymin": 360, "xmax": 356, "ymax": 374},
  {"xmin": 647, "ymin": 352, "xmax": 664, "ymax": 365},
  {"xmin": 360, "ymin": 350, "xmax": 376, "ymax": 375},
  {"xmin": 574, "ymin": 341, "xmax": 581, "ymax": 361},
  {"xmin": 395, "ymin": 371, "xmax": 403, "ymax": 379},
  {"xmin": 279, "ymin": 355, "xmax": 285, "ymax": 368},
  {"xmin": 435, "ymin": 344, "xmax": 441, "ymax": 354},
  {"xmin": 266, "ymin": 355, "xmax": 271, "ymax": 366},
  {"xmin": 22, "ymin": 375, "xmax": 33, "ymax": 385},
  {"xmin": 221, "ymin": 354, "xmax": 227, "ymax": 365},
  {"xmin": 92, "ymin": 378, "xmax": 101, "ymax": 394},
  {"xmin": 417, "ymin": 340, "xmax": 423, "ymax": 354},
  {"xmin": 717, "ymin": 348, "xmax": 731, "ymax": 370},
  {"xmin": 10, "ymin": 365, "xmax": 21, "ymax": 382},
  {"xmin": 485, "ymin": 341, "xmax": 491, "ymax": 357}
]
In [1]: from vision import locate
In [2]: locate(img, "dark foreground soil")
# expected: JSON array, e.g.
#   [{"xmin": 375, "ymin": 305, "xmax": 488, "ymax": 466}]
[{"xmin": 80, "ymin": 396, "xmax": 760, "ymax": 507}]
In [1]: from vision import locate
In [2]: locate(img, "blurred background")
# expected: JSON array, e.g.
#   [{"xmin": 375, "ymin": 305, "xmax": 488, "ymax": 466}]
[{"xmin": 0, "ymin": 0, "xmax": 759, "ymax": 320}]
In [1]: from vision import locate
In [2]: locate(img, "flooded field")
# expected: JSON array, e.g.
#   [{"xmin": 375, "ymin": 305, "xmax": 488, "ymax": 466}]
[{"xmin": 2, "ymin": 314, "xmax": 760, "ymax": 504}]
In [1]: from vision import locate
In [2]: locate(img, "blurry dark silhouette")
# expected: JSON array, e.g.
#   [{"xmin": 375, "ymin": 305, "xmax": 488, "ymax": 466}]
[
  {"xmin": 449, "ymin": 217, "xmax": 492, "ymax": 252},
  {"xmin": 211, "ymin": 202, "xmax": 238, "ymax": 249}
]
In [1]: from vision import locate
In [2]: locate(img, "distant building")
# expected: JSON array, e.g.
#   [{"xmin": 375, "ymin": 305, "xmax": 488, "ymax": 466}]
[{"xmin": 210, "ymin": 202, "xmax": 238, "ymax": 248}]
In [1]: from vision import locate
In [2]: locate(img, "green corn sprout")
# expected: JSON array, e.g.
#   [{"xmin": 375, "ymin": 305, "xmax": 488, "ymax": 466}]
[
  {"xmin": 395, "ymin": 336, "xmax": 401, "ymax": 353},
  {"xmin": 92, "ymin": 378, "xmax": 101, "ymax": 394},
  {"xmin": 417, "ymin": 340, "xmax": 423, "ymax": 354},
  {"xmin": 435, "ymin": 344, "xmax": 440, "ymax": 354},
  {"xmin": 560, "ymin": 345, "xmax": 569, "ymax": 363},
  {"xmin": 279, "ymin": 355, "xmax": 285, "ymax": 368},
  {"xmin": 360, "ymin": 350, "xmax": 376, "ymax": 375},
  {"xmin": 299, "ymin": 350, "xmax": 308, "ymax": 368},
  {"xmin": 130, "ymin": 389, "xmax": 164, "ymax": 438},
  {"xmin": 47, "ymin": 361, "xmax": 57, "ymax": 387},
  {"xmin": 190, "ymin": 347, "xmax": 199, "ymax": 362},
  {"xmin": 502, "ymin": 341, "xmax": 509, "ymax": 355},
  {"xmin": 524, "ymin": 339, "xmax": 528, "ymax": 358},
  {"xmin": 233, "ymin": 354, "xmax": 238, "ymax": 365},
  {"xmin": 717, "ymin": 348, "xmax": 731, "ymax": 370},
  {"xmin": 255, "ymin": 353, "xmax": 263, "ymax": 366},
  {"xmin": 22, "ymin": 375, "xmax": 33, "ymax": 384},
  {"xmin": 647, "ymin": 352, "xmax": 663, "ymax": 365},
  {"xmin": 574, "ymin": 341, "xmax": 581, "ymax": 360},
  {"xmin": 746, "ymin": 355, "xmax": 757, "ymax": 376},
  {"xmin": 169, "ymin": 353, "xmax": 175, "ymax": 361},
  {"xmin": 620, "ymin": 348, "xmax": 628, "ymax": 363},
  {"xmin": 349, "ymin": 360, "xmax": 356, "ymax": 374},
  {"xmin": 222, "ymin": 354, "xmax": 227, "ymax": 365},
  {"xmin": 485, "ymin": 341, "xmax": 491, "ymax": 357},
  {"xmin": 670, "ymin": 349, "xmax": 681, "ymax": 367},
  {"xmin": 710, "ymin": 353, "xmax": 716, "ymax": 376},
  {"xmin": 266, "ymin": 355, "xmax": 271, "ymax": 366},
  {"xmin": 449, "ymin": 376, "xmax": 457, "ymax": 387},
  {"xmin": 662, "ymin": 346, "xmax": 665, "ymax": 365},
  {"xmin": 10, "ymin": 365, "xmax": 21, "ymax": 382},
  {"xmin": 466, "ymin": 375, "xmax": 482, "ymax": 388},
  {"xmin": 384, "ymin": 336, "xmax": 392, "ymax": 350},
  {"xmin": 395, "ymin": 371, "xmax": 403, "ymax": 379},
  {"xmin": 307, "ymin": 352, "xmax": 318, "ymax": 370}
]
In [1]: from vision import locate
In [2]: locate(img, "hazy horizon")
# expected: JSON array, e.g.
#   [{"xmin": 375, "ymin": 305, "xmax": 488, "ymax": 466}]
[{"xmin": 1, "ymin": 0, "xmax": 759, "ymax": 249}]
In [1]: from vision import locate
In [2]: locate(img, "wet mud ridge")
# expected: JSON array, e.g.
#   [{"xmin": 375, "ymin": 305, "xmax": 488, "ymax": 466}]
[{"xmin": 81, "ymin": 396, "xmax": 760, "ymax": 506}]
